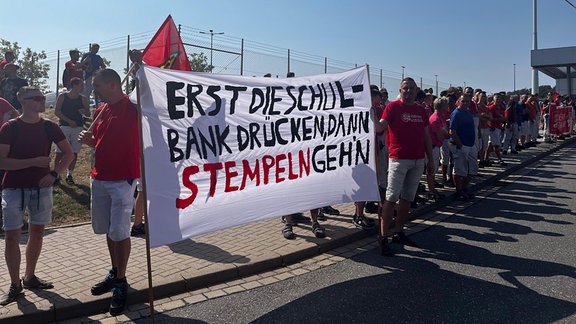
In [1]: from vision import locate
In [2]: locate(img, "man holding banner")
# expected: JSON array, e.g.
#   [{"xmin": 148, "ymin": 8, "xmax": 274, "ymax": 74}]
[{"xmin": 78, "ymin": 68, "xmax": 140, "ymax": 316}]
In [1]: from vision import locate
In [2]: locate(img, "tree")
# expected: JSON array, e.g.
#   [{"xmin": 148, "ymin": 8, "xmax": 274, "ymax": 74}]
[
  {"xmin": 189, "ymin": 52, "xmax": 212, "ymax": 72},
  {"xmin": 507, "ymin": 88, "xmax": 532, "ymax": 97},
  {"xmin": 1, "ymin": 39, "xmax": 50, "ymax": 91},
  {"xmin": 538, "ymin": 85, "xmax": 555, "ymax": 99},
  {"xmin": 101, "ymin": 56, "xmax": 111, "ymax": 68}
]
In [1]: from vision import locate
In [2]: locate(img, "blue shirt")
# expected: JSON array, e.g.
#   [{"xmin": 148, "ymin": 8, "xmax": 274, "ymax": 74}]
[
  {"xmin": 81, "ymin": 53, "xmax": 103, "ymax": 79},
  {"xmin": 516, "ymin": 103, "xmax": 525, "ymax": 126},
  {"xmin": 450, "ymin": 108, "xmax": 475, "ymax": 147}
]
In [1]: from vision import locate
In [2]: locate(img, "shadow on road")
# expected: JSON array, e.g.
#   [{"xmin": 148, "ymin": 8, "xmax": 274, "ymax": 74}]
[
  {"xmin": 251, "ymin": 229, "xmax": 576, "ymax": 323},
  {"xmin": 168, "ymin": 240, "xmax": 250, "ymax": 264}
]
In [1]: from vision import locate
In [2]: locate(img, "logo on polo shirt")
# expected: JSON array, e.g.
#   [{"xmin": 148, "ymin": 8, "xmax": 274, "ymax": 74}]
[{"xmin": 401, "ymin": 112, "xmax": 424, "ymax": 123}]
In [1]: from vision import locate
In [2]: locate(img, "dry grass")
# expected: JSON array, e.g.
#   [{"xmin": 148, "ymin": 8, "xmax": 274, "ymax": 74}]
[{"xmin": 42, "ymin": 109, "xmax": 92, "ymax": 227}]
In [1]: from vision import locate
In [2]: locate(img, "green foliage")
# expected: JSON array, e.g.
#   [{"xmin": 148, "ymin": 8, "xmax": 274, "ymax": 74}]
[
  {"xmin": 507, "ymin": 86, "xmax": 556, "ymax": 99},
  {"xmin": 102, "ymin": 56, "xmax": 111, "ymax": 67},
  {"xmin": 1, "ymin": 39, "xmax": 50, "ymax": 91},
  {"xmin": 506, "ymin": 88, "xmax": 532, "ymax": 96},
  {"xmin": 538, "ymin": 85, "xmax": 556, "ymax": 98},
  {"xmin": 189, "ymin": 52, "xmax": 213, "ymax": 72}
]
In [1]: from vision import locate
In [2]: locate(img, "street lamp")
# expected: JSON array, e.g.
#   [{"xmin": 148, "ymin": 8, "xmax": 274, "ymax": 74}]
[
  {"xmin": 199, "ymin": 29, "xmax": 224, "ymax": 73},
  {"xmin": 513, "ymin": 63, "xmax": 516, "ymax": 92},
  {"xmin": 401, "ymin": 66, "xmax": 405, "ymax": 79}
]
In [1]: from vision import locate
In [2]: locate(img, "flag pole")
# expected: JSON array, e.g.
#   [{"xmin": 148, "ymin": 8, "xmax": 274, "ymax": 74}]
[
  {"xmin": 86, "ymin": 64, "xmax": 138, "ymax": 132},
  {"xmin": 134, "ymin": 64, "xmax": 156, "ymax": 322}
]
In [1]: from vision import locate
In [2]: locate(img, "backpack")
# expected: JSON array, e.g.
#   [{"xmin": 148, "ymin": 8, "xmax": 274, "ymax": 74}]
[
  {"xmin": 62, "ymin": 68, "xmax": 70, "ymax": 89},
  {"xmin": 7, "ymin": 118, "xmax": 56, "ymax": 156}
]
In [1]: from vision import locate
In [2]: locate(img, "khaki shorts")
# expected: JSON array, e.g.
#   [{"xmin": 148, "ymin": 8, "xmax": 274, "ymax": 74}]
[
  {"xmin": 450, "ymin": 144, "xmax": 478, "ymax": 177},
  {"xmin": 488, "ymin": 128, "xmax": 502, "ymax": 146},
  {"xmin": 430, "ymin": 146, "xmax": 441, "ymax": 174},
  {"xmin": 440, "ymin": 139, "xmax": 451, "ymax": 166},
  {"xmin": 385, "ymin": 158, "xmax": 424, "ymax": 203},
  {"xmin": 376, "ymin": 140, "xmax": 389, "ymax": 189},
  {"xmin": 478, "ymin": 128, "xmax": 490, "ymax": 151},
  {"xmin": 91, "ymin": 179, "xmax": 137, "ymax": 241},
  {"xmin": 55, "ymin": 125, "xmax": 83, "ymax": 153}
]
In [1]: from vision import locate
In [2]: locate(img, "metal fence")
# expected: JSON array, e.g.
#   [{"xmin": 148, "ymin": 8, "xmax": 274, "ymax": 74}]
[{"xmin": 40, "ymin": 25, "xmax": 453, "ymax": 96}]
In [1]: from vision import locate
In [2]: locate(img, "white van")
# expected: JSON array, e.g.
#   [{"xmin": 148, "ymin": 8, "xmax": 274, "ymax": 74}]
[{"xmin": 44, "ymin": 91, "xmax": 59, "ymax": 108}]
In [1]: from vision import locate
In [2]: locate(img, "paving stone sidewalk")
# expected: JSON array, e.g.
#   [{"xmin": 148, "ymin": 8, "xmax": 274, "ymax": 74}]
[{"xmin": 0, "ymin": 137, "xmax": 573, "ymax": 323}]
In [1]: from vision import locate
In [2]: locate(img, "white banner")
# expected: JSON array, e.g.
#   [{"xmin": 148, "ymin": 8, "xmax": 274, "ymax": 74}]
[{"xmin": 131, "ymin": 65, "xmax": 379, "ymax": 247}]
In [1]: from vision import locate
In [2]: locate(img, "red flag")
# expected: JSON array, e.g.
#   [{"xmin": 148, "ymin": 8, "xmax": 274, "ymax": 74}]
[{"xmin": 142, "ymin": 15, "xmax": 192, "ymax": 71}]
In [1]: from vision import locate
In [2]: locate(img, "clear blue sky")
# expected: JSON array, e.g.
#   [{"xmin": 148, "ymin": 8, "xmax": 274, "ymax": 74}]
[{"xmin": 3, "ymin": 0, "xmax": 576, "ymax": 94}]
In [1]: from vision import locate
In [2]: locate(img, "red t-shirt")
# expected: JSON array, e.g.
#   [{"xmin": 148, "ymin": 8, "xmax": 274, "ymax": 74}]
[
  {"xmin": 0, "ymin": 118, "xmax": 65, "ymax": 188},
  {"xmin": 477, "ymin": 104, "xmax": 491, "ymax": 129},
  {"xmin": 91, "ymin": 95, "xmax": 140, "ymax": 181},
  {"xmin": 64, "ymin": 60, "xmax": 84, "ymax": 87},
  {"xmin": 374, "ymin": 104, "xmax": 385, "ymax": 136},
  {"xmin": 487, "ymin": 103, "xmax": 504, "ymax": 129},
  {"xmin": 382, "ymin": 100, "xmax": 429, "ymax": 159},
  {"xmin": 428, "ymin": 111, "xmax": 445, "ymax": 148},
  {"xmin": 469, "ymin": 101, "xmax": 478, "ymax": 116}
]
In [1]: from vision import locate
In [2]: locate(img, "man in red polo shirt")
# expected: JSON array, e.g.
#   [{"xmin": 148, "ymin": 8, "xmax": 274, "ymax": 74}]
[
  {"xmin": 376, "ymin": 77, "xmax": 434, "ymax": 256},
  {"xmin": 78, "ymin": 68, "xmax": 140, "ymax": 316}
]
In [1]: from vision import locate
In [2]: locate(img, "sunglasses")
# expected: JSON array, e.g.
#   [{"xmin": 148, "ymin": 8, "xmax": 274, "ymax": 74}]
[{"xmin": 24, "ymin": 96, "xmax": 46, "ymax": 102}]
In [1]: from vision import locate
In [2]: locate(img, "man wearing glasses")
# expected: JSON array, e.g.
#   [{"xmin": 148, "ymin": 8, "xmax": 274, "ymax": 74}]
[{"xmin": 0, "ymin": 86, "xmax": 73, "ymax": 305}]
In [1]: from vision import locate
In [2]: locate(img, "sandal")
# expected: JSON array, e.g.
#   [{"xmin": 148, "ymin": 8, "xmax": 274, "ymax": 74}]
[
  {"xmin": 312, "ymin": 222, "xmax": 326, "ymax": 238},
  {"xmin": 282, "ymin": 224, "xmax": 295, "ymax": 240}
]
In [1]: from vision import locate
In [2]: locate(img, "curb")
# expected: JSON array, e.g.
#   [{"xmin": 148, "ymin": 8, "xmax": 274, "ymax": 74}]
[{"xmin": 3, "ymin": 137, "xmax": 575, "ymax": 323}]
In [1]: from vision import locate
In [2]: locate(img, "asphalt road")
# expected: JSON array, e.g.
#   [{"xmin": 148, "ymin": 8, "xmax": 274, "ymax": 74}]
[{"xmin": 130, "ymin": 148, "xmax": 576, "ymax": 324}]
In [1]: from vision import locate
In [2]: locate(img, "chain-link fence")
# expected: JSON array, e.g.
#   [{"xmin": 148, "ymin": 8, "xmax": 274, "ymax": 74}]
[{"xmin": 40, "ymin": 25, "xmax": 454, "ymax": 96}]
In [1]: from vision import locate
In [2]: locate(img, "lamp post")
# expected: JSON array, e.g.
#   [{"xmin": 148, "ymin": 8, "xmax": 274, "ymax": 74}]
[
  {"xmin": 513, "ymin": 63, "xmax": 516, "ymax": 92},
  {"xmin": 200, "ymin": 29, "xmax": 224, "ymax": 73},
  {"xmin": 401, "ymin": 66, "xmax": 405, "ymax": 79},
  {"xmin": 532, "ymin": 0, "xmax": 539, "ymax": 94}
]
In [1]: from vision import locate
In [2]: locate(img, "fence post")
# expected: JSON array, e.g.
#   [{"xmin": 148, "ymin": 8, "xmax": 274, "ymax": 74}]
[
  {"xmin": 126, "ymin": 34, "xmax": 131, "ymax": 93},
  {"xmin": 56, "ymin": 50, "xmax": 60, "ymax": 95},
  {"xmin": 287, "ymin": 49, "xmax": 291, "ymax": 75},
  {"xmin": 240, "ymin": 39, "xmax": 244, "ymax": 76}
]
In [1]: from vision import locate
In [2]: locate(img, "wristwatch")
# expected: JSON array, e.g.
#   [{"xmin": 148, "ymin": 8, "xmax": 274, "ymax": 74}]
[{"xmin": 50, "ymin": 170, "xmax": 59, "ymax": 178}]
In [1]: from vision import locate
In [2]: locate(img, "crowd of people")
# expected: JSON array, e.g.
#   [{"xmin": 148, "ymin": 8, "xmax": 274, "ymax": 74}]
[
  {"xmin": 0, "ymin": 47, "xmax": 141, "ymax": 317},
  {"xmin": 281, "ymin": 79, "xmax": 576, "ymax": 257},
  {"xmin": 0, "ymin": 45, "xmax": 575, "ymax": 317}
]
